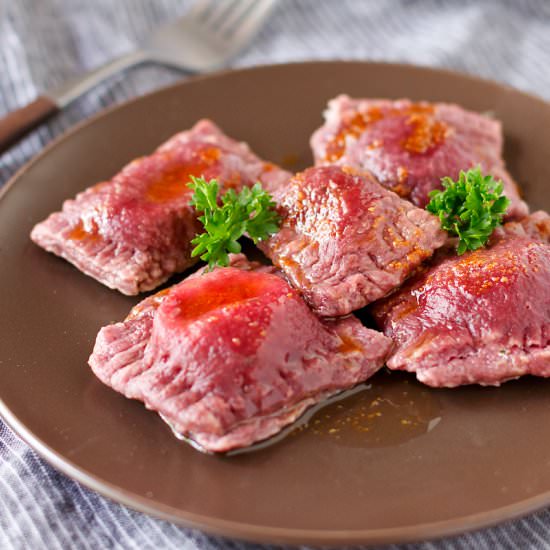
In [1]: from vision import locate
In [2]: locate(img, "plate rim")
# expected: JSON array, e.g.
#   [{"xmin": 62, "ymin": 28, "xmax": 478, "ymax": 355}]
[
  {"xmin": 3, "ymin": 59, "xmax": 550, "ymax": 200},
  {"xmin": 4, "ymin": 397, "xmax": 550, "ymax": 546},
  {"xmin": 1, "ymin": 60, "xmax": 550, "ymax": 546}
]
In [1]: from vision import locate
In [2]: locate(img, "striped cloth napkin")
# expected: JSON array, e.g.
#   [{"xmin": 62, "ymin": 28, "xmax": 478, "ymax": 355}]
[{"xmin": 1, "ymin": 1, "xmax": 550, "ymax": 548}]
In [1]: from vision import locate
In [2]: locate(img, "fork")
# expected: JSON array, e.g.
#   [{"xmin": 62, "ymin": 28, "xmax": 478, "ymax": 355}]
[{"xmin": 0, "ymin": 0, "xmax": 277, "ymax": 155}]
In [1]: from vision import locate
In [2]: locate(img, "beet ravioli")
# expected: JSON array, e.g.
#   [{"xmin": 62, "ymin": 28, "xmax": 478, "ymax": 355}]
[
  {"xmin": 31, "ymin": 120, "xmax": 290, "ymax": 295},
  {"xmin": 260, "ymin": 165, "xmax": 446, "ymax": 317},
  {"xmin": 89, "ymin": 255, "xmax": 392, "ymax": 453},
  {"xmin": 311, "ymin": 95, "xmax": 528, "ymax": 220},
  {"xmin": 372, "ymin": 212, "xmax": 550, "ymax": 388}
]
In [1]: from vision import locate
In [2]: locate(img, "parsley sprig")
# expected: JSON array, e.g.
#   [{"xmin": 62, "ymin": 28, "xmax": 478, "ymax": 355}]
[
  {"xmin": 188, "ymin": 176, "xmax": 280, "ymax": 270},
  {"xmin": 426, "ymin": 167, "xmax": 510, "ymax": 255}
]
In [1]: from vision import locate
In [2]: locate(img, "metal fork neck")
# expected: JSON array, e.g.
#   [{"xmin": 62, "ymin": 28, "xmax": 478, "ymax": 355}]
[{"xmin": 47, "ymin": 50, "xmax": 149, "ymax": 108}]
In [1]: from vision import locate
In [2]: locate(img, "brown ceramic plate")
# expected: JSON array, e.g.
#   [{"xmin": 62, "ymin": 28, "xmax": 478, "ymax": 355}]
[{"xmin": 1, "ymin": 62, "xmax": 549, "ymax": 546}]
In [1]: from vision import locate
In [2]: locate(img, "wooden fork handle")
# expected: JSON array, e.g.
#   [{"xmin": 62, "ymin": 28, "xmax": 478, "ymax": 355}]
[{"xmin": 0, "ymin": 96, "xmax": 59, "ymax": 155}]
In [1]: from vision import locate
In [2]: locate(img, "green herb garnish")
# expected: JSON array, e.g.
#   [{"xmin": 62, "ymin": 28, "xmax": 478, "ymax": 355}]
[
  {"xmin": 188, "ymin": 176, "xmax": 280, "ymax": 270},
  {"xmin": 426, "ymin": 167, "xmax": 510, "ymax": 255}
]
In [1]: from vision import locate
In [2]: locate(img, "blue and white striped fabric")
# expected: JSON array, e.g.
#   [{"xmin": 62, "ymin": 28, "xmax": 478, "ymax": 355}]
[{"xmin": 1, "ymin": 1, "xmax": 550, "ymax": 548}]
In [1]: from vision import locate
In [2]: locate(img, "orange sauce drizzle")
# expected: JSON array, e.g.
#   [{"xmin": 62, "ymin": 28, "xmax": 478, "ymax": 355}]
[
  {"xmin": 279, "ymin": 257, "xmax": 299, "ymax": 271},
  {"xmin": 325, "ymin": 108, "xmax": 383, "ymax": 162},
  {"xmin": 68, "ymin": 219, "xmax": 100, "ymax": 242},
  {"xmin": 444, "ymin": 249, "xmax": 522, "ymax": 296},
  {"xmin": 172, "ymin": 276, "xmax": 270, "ymax": 324},
  {"xmin": 325, "ymin": 103, "xmax": 449, "ymax": 162},
  {"xmin": 338, "ymin": 334, "xmax": 364, "ymax": 354},
  {"xmin": 146, "ymin": 147, "xmax": 221, "ymax": 203},
  {"xmin": 126, "ymin": 288, "xmax": 171, "ymax": 320},
  {"xmin": 403, "ymin": 114, "xmax": 448, "ymax": 154},
  {"xmin": 393, "ymin": 299, "xmax": 419, "ymax": 321}
]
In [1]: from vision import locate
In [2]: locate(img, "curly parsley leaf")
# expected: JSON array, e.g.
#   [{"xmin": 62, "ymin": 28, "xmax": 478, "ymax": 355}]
[
  {"xmin": 426, "ymin": 167, "xmax": 510, "ymax": 255},
  {"xmin": 188, "ymin": 176, "xmax": 280, "ymax": 270}
]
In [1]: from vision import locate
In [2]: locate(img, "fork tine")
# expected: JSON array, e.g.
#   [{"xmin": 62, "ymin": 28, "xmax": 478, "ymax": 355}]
[
  {"xmin": 146, "ymin": 0, "xmax": 277, "ymax": 72},
  {"xmin": 221, "ymin": 0, "xmax": 276, "ymax": 41},
  {"xmin": 216, "ymin": 0, "xmax": 258, "ymax": 36},
  {"xmin": 199, "ymin": 0, "xmax": 242, "ymax": 32},
  {"xmin": 185, "ymin": 0, "xmax": 219, "ymax": 23}
]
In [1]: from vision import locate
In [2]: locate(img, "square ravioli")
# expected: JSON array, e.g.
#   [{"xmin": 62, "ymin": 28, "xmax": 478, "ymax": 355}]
[
  {"xmin": 371, "ymin": 212, "xmax": 550, "ymax": 388},
  {"xmin": 89, "ymin": 255, "xmax": 392, "ymax": 453},
  {"xmin": 30, "ymin": 119, "xmax": 290, "ymax": 295},
  {"xmin": 259, "ymin": 165, "xmax": 447, "ymax": 317},
  {"xmin": 311, "ymin": 95, "xmax": 528, "ymax": 220}
]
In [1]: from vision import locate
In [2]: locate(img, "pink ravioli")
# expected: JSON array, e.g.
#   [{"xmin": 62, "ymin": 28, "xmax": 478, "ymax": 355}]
[
  {"xmin": 260, "ymin": 165, "xmax": 447, "ymax": 317},
  {"xmin": 31, "ymin": 120, "xmax": 290, "ymax": 295},
  {"xmin": 311, "ymin": 95, "xmax": 528, "ymax": 220},
  {"xmin": 89, "ymin": 255, "xmax": 392, "ymax": 453},
  {"xmin": 371, "ymin": 212, "xmax": 550, "ymax": 388}
]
